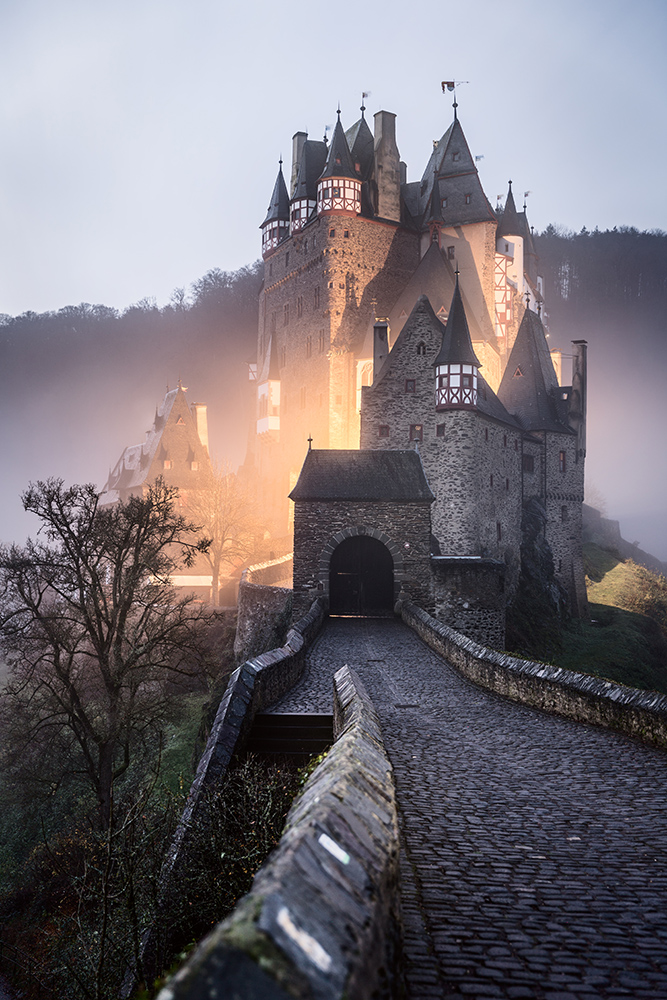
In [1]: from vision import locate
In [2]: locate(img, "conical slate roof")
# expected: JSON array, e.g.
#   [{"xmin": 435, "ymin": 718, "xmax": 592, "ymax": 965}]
[
  {"xmin": 497, "ymin": 308, "xmax": 570, "ymax": 432},
  {"xmin": 496, "ymin": 181, "xmax": 523, "ymax": 238},
  {"xmin": 346, "ymin": 111, "xmax": 374, "ymax": 179},
  {"xmin": 292, "ymin": 140, "xmax": 328, "ymax": 201},
  {"xmin": 261, "ymin": 163, "xmax": 290, "ymax": 226},
  {"xmin": 433, "ymin": 278, "xmax": 481, "ymax": 368},
  {"xmin": 418, "ymin": 117, "xmax": 496, "ymax": 226},
  {"xmin": 319, "ymin": 114, "xmax": 358, "ymax": 181}
]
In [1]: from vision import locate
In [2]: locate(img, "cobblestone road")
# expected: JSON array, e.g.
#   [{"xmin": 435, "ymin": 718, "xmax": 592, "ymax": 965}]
[{"xmin": 271, "ymin": 617, "xmax": 667, "ymax": 1000}]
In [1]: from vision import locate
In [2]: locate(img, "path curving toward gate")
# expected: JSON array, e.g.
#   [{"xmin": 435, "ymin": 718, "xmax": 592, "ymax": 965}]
[{"xmin": 271, "ymin": 617, "xmax": 667, "ymax": 1000}]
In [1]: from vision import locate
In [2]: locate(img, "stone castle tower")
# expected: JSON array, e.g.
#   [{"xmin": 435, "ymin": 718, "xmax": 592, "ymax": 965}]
[{"xmin": 252, "ymin": 102, "xmax": 553, "ymax": 537}]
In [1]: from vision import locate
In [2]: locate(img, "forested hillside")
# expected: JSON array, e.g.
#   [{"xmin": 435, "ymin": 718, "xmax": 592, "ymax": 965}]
[
  {"xmin": 1, "ymin": 227, "xmax": 666, "ymax": 554},
  {"xmin": 0, "ymin": 263, "xmax": 262, "ymax": 544}
]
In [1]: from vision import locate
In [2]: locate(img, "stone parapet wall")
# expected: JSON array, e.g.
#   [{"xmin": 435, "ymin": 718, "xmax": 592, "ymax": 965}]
[
  {"xmin": 234, "ymin": 575, "xmax": 293, "ymax": 663},
  {"xmin": 400, "ymin": 601, "xmax": 667, "ymax": 749},
  {"xmin": 246, "ymin": 553, "xmax": 294, "ymax": 586},
  {"xmin": 158, "ymin": 665, "xmax": 402, "ymax": 1000}
]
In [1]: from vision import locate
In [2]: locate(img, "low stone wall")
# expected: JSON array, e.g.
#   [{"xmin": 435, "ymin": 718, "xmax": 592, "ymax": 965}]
[
  {"xmin": 247, "ymin": 552, "xmax": 294, "ymax": 586},
  {"xmin": 158, "ymin": 664, "xmax": 401, "ymax": 1000},
  {"xmin": 234, "ymin": 575, "xmax": 293, "ymax": 663},
  {"xmin": 131, "ymin": 598, "xmax": 326, "ymax": 992},
  {"xmin": 400, "ymin": 600, "xmax": 667, "ymax": 749}
]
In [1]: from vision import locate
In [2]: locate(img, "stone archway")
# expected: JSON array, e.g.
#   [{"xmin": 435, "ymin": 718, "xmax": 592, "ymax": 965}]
[{"xmin": 329, "ymin": 535, "xmax": 395, "ymax": 615}]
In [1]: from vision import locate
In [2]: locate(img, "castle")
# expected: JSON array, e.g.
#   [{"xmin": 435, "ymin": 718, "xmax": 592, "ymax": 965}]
[{"xmin": 252, "ymin": 98, "xmax": 588, "ymax": 643}]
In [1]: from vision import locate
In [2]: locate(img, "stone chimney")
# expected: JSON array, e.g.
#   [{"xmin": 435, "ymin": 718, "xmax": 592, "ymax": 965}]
[
  {"xmin": 373, "ymin": 321, "xmax": 389, "ymax": 383},
  {"xmin": 374, "ymin": 111, "xmax": 401, "ymax": 222},
  {"xmin": 191, "ymin": 402, "xmax": 209, "ymax": 455},
  {"xmin": 291, "ymin": 131, "xmax": 307, "ymax": 197}
]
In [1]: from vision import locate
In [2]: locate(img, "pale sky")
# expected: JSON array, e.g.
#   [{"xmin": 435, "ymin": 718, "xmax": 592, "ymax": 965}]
[{"xmin": 1, "ymin": 0, "xmax": 666, "ymax": 316}]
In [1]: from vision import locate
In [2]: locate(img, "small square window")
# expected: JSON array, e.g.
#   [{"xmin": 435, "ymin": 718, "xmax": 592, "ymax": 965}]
[
  {"xmin": 329, "ymin": 228, "xmax": 335, "ymax": 237},
  {"xmin": 344, "ymin": 230, "xmax": 350, "ymax": 238},
  {"xmin": 163, "ymin": 459, "xmax": 172, "ymax": 470},
  {"xmin": 447, "ymin": 246, "xmax": 455, "ymax": 260},
  {"xmin": 379, "ymin": 424, "xmax": 390, "ymax": 438},
  {"xmin": 405, "ymin": 379, "xmax": 416, "ymax": 393},
  {"xmin": 436, "ymin": 423, "xmax": 446, "ymax": 437},
  {"xmin": 409, "ymin": 424, "xmax": 423, "ymax": 442}
]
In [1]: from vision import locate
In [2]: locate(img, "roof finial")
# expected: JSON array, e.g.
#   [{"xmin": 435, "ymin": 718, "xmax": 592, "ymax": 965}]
[
  {"xmin": 453, "ymin": 98, "xmax": 458, "ymax": 121},
  {"xmin": 537, "ymin": 301, "xmax": 542, "ymax": 317},
  {"xmin": 508, "ymin": 179, "xmax": 513, "ymax": 192},
  {"xmin": 361, "ymin": 91, "xmax": 369, "ymax": 116},
  {"xmin": 454, "ymin": 264, "xmax": 460, "ymax": 278},
  {"xmin": 336, "ymin": 103, "xmax": 341, "ymax": 120},
  {"xmin": 525, "ymin": 290, "xmax": 531, "ymax": 308},
  {"xmin": 307, "ymin": 434, "xmax": 313, "ymax": 451},
  {"xmin": 279, "ymin": 154, "xmax": 283, "ymax": 168}
]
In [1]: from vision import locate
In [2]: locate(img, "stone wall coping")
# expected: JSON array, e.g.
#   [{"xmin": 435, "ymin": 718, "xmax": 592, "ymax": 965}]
[
  {"xmin": 431, "ymin": 555, "xmax": 505, "ymax": 566},
  {"xmin": 157, "ymin": 665, "xmax": 402, "ymax": 1000},
  {"xmin": 399, "ymin": 600, "xmax": 667, "ymax": 747}
]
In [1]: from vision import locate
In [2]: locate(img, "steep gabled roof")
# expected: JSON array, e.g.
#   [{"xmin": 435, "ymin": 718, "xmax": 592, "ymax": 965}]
[
  {"xmin": 292, "ymin": 140, "xmax": 328, "ymax": 201},
  {"xmin": 433, "ymin": 277, "xmax": 481, "ymax": 368},
  {"xmin": 497, "ymin": 308, "xmax": 572, "ymax": 433},
  {"xmin": 319, "ymin": 114, "xmax": 358, "ymax": 181},
  {"xmin": 289, "ymin": 449, "xmax": 435, "ymax": 502},
  {"xmin": 496, "ymin": 181, "xmax": 522, "ymax": 238},
  {"xmin": 346, "ymin": 112, "xmax": 374, "ymax": 180},
  {"xmin": 418, "ymin": 117, "xmax": 496, "ymax": 226},
  {"xmin": 261, "ymin": 163, "xmax": 290, "ymax": 226}
]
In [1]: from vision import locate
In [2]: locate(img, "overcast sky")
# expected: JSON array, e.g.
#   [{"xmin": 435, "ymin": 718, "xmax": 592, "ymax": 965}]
[{"xmin": 1, "ymin": 0, "xmax": 666, "ymax": 316}]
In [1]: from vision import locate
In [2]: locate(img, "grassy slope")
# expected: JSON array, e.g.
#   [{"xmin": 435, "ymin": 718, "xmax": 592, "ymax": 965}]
[{"xmin": 556, "ymin": 544, "xmax": 667, "ymax": 694}]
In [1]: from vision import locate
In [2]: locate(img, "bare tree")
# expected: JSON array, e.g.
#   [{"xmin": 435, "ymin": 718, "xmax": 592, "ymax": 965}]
[
  {"xmin": 0, "ymin": 478, "xmax": 210, "ymax": 830},
  {"xmin": 186, "ymin": 465, "xmax": 260, "ymax": 605}
]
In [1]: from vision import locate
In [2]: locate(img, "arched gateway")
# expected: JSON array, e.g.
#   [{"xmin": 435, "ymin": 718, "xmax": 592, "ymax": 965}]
[{"xmin": 329, "ymin": 535, "xmax": 394, "ymax": 615}]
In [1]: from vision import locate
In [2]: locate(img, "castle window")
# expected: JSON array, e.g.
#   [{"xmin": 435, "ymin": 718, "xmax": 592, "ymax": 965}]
[
  {"xmin": 329, "ymin": 228, "xmax": 335, "ymax": 237},
  {"xmin": 503, "ymin": 434, "xmax": 507, "ymax": 447},
  {"xmin": 506, "ymin": 478, "xmax": 509, "ymax": 491},
  {"xmin": 314, "ymin": 286, "xmax": 320, "ymax": 308},
  {"xmin": 405, "ymin": 379, "xmax": 416, "ymax": 393},
  {"xmin": 409, "ymin": 424, "xmax": 423, "ymax": 442},
  {"xmin": 271, "ymin": 311, "xmax": 277, "ymax": 333},
  {"xmin": 417, "ymin": 341, "xmax": 427, "ymax": 356},
  {"xmin": 485, "ymin": 428, "xmax": 489, "ymax": 441},
  {"xmin": 561, "ymin": 505, "xmax": 569, "ymax": 522},
  {"xmin": 447, "ymin": 246, "xmax": 455, "ymax": 260},
  {"xmin": 283, "ymin": 303, "xmax": 289, "ymax": 326},
  {"xmin": 191, "ymin": 461, "xmax": 199, "ymax": 472},
  {"xmin": 306, "ymin": 336, "xmax": 312, "ymax": 358},
  {"xmin": 559, "ymin": 450, "xmax": 567, "ymax": 473},
  {"xmin": 453, "ymin": 151, "xmax": 460, "ymax": 162},
  {"xmin": 280, "ymin": 345, "xmax": 286, "ymax": 367},
  {"xmin": 355, "ymin": 161, "xmax": 361, "ymax": 172},
  {"xmin": 432, "ymin": 230, "xmax": 439, "ymax": 243},
  {"xmin": 436, "ymin": 423, "xmax": 446, "ymax": 437},
  {"xmin": 300, "ymin": 387, "xmax": 306, "ymax": 409},
  {"xmin": 497, "ymin": 522, "xmax": 502, "ymax": 541},
  {"xmin": 462, "ymin": 374, "xmax": 472, "ymax": 387},
  {"xmin": 441, "ymin": 197, "xmax": 448, "ymax": 209},
  {"xmin": 285, "ymin": 252, "xmax": 289, "ymax": 267},
  {"xmin": 522, "ymin": 454, "xmax": 534, "ymax": 472},
  {"xmin": 513, "ymin": 366, "xmax": 524, "ymax": 378},
  {"xmin": 438, "ymin": 373, "xmax": 448, "ymax": 388},
  {"xmin": 490, "ymin": 474, "xmax": 494, "ymax": 487},
  {"xmin": 319, "ymin": 328, "xmax": 326, "ymax": 352},
  {"xmin": 465, "ymin": 193, "xmax": 472, "ymax": 205},
  {"xmin": 329, "ymin": 281, "xmax": 334, "ymax": 288},
  {"xmin": 379, "ymin": 424, "xmax": 390, "ymax": 438},
  {"xmin": 332, "ymin": 186, "xmax": 341, "ymax": 197},
  {"xmin": 163, "ymin": 459, "xmax": 172, "ymax": 470},
  {"xmin": 344, "ymin": 230, "xmax": 350, "ymax": 238},
  {"xmin": 297, "ymin": 296, "xmax": 303, "ymax": 317}
]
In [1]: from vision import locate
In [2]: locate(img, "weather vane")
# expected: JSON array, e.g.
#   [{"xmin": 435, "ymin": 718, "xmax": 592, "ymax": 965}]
[{"xmin": 441, "ymin": 79, "xmax": 469, "ymax": 120}]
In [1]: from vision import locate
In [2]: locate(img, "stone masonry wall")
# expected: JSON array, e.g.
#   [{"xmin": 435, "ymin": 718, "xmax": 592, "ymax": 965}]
[
  {"xmin": 292, "ymin": 499, "xmax": 433, "ymax": 620},
  {"xmin": 401, "ymin": 601, "xmax": 667, "ymax": 748},
  {"xmin": 233, "ymin": 577, "xmax": 293, "ymax": 664},
  {"xmin": 431, "ymin": 557, "xmax": 506, "ymax": 648},
  {"xmin": 157, "ymin": 665, "xmax": 401, "ymax": 1000}
]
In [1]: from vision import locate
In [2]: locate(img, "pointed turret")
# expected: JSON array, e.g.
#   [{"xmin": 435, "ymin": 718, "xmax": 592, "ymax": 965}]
[
  {"xmin": 497, "ymin": 307, "xmax": 567, "ymax": 432},
  {"xmin": 260, "ymin": 161, "xmax": 290, "ymax": 257},
  {"xmin": 290, "ymin": 138, "xmax": 327, "ymax": 233},
  {"xmin": 419, "ymin": 115, "xmax": 495, "ymax": 227},
  {"xmin": 317, "ymin": 111, "xmax": 362, "ymax": 216},
  {"xmin": 496, "ymin": 181, "xmax": 522, "ymax": 238},
  {"xmin": 346, "ymin": 100, "xmax": 374, "ymax": 180},
  {"xmin": 434, "ymin": 277, "xmax": 481, "ymax": 409}
]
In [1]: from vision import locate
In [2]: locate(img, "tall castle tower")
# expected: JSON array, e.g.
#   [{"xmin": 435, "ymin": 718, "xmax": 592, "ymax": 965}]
[{"xmin": 253, "ymin": 101, "xmax": 548, "ymax": 537}]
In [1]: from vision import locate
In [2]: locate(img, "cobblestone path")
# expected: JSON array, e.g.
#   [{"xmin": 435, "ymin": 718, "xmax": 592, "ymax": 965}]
[{"xmin": 271, "ymin": 617, "xmax": 667, "ymax": 1000}]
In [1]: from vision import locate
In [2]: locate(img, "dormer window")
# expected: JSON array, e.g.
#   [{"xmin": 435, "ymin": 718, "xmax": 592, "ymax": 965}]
[
  {"xmin": 452, "ymin": 151, "xmax": 460, "ymax": 162},
  {"xmin": 465, "ymin": 193, "xmax": 472, "ymax": 205},
  {"xmin": 441, "ymin": 197, "xmax": 448, "ymax": 209},
  {"xmin": 447, "ymin": 246, "xmax": 455, "ymax": 260}
]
